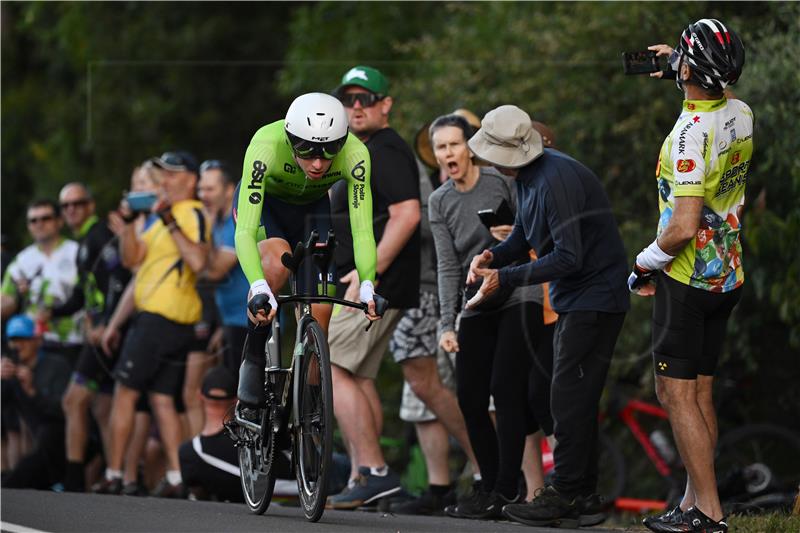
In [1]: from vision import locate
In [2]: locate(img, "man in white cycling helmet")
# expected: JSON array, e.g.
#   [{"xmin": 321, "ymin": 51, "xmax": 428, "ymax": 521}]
[{"xmin": 232, "ymin": 92, "xmax": 379, "ymax": 411}]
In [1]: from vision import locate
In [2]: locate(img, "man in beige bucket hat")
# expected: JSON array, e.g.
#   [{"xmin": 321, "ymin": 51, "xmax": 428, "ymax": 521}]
[{"xmin": 466, "ymin": 104, "xmax": 630, "ymax": 527}]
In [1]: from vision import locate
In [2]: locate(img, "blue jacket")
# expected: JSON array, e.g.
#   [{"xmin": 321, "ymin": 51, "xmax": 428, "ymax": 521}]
[{"xmin": 491, "ymin": 149, "xmax": 630, "ymax": 314}]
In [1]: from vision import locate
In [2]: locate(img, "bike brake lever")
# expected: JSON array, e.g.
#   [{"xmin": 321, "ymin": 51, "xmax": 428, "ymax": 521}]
[{"xmin": 363, "ymin": 294, "xmax": 389, "ymax": 332}]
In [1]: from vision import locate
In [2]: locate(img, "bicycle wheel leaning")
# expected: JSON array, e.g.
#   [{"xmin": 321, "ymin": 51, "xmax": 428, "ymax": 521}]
[
  {"xmin": 293, "ymin": 318, "xmax": 334, "ymax": 522},
  {"xmin": 716, "ymin": 423, "xmax": 800, "ymax": 513},
  {"xmin": 237, "ymin": 400, "xmax": 278, "ymax": 514}
]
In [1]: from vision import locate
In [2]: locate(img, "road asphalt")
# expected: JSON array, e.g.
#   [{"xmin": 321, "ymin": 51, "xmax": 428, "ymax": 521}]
[{"xmin": 0, "ymin": 489, "xmax": 624, "ymax": 533}]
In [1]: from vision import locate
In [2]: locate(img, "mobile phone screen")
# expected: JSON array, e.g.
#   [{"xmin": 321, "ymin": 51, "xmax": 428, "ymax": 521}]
[
  {"xmin": 126, "ymin": 191, "xmax": 157, "ymax": 212},
  {"xmin": 622, "ymin": 50, "xmax": 659, "ymax": 75},
  {"xmin": 478, "ymin": 210, "xmax": 500, "ymax": 229}
]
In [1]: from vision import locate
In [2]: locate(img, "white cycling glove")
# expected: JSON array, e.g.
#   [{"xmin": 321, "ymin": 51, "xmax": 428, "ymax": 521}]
[
  {"xmin": 248, "ymin": 279, "xmax": 278, "ymax": 312},
  {"xmin": 359, "ymin": 280, "xmax": 375, "ymax": 304},
  {"xmin": 635, "ymin": 240, "xmax": 675, "ymax": 271}
]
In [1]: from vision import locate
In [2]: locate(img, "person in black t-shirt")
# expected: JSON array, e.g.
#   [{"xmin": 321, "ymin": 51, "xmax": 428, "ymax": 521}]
[
  {"xmin": 179, "ymin": 366, "xmax": 244, "ymax": 502},
  {"xmin": 327, "ymin": 65, "xmax": 421, "ymax": 509},
  {"xmin": 178, "ymin": 366, "xmax": 293, "ymax": 502},
  {"xmin": 47, "ymin": 182, "xmax": 131, "ymax": 492}
]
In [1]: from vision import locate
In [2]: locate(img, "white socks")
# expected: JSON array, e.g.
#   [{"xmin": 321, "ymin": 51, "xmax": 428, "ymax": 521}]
[
  {"xmin": 369, "ymin": 465, "xmax": 388, "ymax": 477},
  {"xmin": 166, "ymin": 470, "xmax": 182, "ymax": 485}
]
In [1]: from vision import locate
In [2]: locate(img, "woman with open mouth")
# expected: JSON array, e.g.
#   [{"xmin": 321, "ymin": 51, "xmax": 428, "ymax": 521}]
[{"xmin": 427, "ymin": 113, "xmax": 546, "ymax": 519}]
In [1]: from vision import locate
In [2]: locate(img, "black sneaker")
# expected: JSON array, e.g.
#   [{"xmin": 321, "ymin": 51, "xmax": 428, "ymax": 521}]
[
  {"xmin": 91, "ymin": 477, "xmax": 123, "ymax": 495},
  {"xmin": 122, "ymin": 481, "xmax": 147, "ymax": 497},
  {"xmin": 391, "ymin": 488, "xmax": 456, "ymax": 516},
  {"xmin": 577, "ymin": 493, "xmax": 608, "ymax": 526},
  {"xmin": 444, "ymin": 480, "xmax": 483, "ymax": 518},
  {"xmin": 458, "ymin": 490, "xmax": 520, "ymax": 520},
  {"xmin": 501, "ymin": 484, "xmax": 579, "ymax": 528},
  {"xmin": 151, "ymin": 478, "xmax": 188, "ymax": 499},
  {"xmin": 645, "ymin": 506, "xmax": 727, "ymax": 533},
  {"xmin": 643, "ymin": 505, "xmax": 683, "ymax": 532}
]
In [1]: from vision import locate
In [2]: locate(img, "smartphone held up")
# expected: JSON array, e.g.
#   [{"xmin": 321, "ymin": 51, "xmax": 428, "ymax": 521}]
[
  {"xmin": 622, "ymin": 50, "xmax": 662, "ymax": 75},
  {"xmin": 125, "ymin": 191, "xmax": 157, "ymax": 213}
]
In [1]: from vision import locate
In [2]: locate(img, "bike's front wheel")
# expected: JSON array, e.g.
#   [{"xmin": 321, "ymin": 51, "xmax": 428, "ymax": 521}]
[
  {"xmin": 293, "ymin": 319, "xmax": 334, "ymax": 522},
  {"xmin": 237, "ymin": 406, "xmax": 277, "ymax": 514}
]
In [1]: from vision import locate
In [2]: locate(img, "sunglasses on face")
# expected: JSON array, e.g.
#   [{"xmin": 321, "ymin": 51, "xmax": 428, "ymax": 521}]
[
  {"xmin": 27, "ymin": 214, "xmax": 56, "ymax": 224},
  {"xmin": 669, "ymin": 49, "xmax": 682, "ymax": 72},
  {"xmin": 339, "ymin": 92, "xmax": 383, "ymax": 108},
  {"xmin": 286, "ymin": 131, "xmax": 348, "ymax": 160},
  {"xmin": 59, "ymin": 199, "xmax": 90, "ymax": 210}
]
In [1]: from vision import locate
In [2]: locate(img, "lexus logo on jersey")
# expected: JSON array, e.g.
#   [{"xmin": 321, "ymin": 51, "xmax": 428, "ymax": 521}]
[
  {"xmin": 731, "ymin": 152, "xmax": 741, "ymax": 165},
  {"xmin": 676, "ymin": 159, "xmax": 696, "ymax": 173}
]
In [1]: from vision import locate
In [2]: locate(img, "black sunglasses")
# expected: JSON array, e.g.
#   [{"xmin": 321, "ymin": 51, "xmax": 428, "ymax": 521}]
[
  {"xmin": 28, "ymin": 214, "xmax": 56, "ymax": 224},
  {"xmin": 339, "ymin": 92, "xmax": 383, "ymax": 108},
  {"xmin": 60, "ymin": 199, "xmax": 90, "ymax": 210},
  {"xmin": 286, "ymin": 131, "xmax": 348, "ymax": 160}
]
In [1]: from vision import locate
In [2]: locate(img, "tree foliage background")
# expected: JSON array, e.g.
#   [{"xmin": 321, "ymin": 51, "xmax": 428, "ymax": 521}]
[{"xmin": 2, "ymin": 1, "xmax": 798, "ymax": 461}]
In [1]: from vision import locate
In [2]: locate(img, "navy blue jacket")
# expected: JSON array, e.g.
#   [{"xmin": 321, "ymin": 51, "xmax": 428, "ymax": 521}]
[{"xmin": 490, "ymin": 149, "xmax": 630, "ymax": 314}]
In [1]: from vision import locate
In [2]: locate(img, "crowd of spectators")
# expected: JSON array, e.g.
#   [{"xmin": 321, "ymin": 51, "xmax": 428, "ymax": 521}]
[{"xmin": 2, "ymin": 62, "xmax": 628, "ymax": 528}]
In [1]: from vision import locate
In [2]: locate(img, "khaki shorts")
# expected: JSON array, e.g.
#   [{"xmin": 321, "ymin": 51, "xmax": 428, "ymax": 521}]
[{"xmin": 328, "ymin": 306, "xmax": 403, "ymax": 379}]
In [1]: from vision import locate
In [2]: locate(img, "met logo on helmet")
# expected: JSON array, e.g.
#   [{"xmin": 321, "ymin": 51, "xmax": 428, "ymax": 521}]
[{"xmin": 312, "ymin": 136, "xmax": 329, "ymax": 141}]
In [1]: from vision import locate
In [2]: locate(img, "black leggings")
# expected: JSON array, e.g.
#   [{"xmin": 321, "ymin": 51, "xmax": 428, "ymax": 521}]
[{"xmin": 456, "ymin": 301, "xmax": 543, "ymax": 498}]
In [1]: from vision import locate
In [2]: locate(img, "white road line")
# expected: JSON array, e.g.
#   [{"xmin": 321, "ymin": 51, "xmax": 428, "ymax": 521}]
[{"xmin": 1, "ymin": 521, "xmax": 51, "ymax": 533}]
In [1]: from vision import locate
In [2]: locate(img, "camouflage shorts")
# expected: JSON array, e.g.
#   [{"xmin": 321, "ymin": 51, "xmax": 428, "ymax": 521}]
[{"xmin": 399, "ymin": 348, "xmax": 457, "ymax": 423}]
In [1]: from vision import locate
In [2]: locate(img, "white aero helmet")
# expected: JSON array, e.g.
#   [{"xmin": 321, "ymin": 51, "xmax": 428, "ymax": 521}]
[{"xmin": 285, "ymin": 92, "xmax": 349, "ymax": 159}]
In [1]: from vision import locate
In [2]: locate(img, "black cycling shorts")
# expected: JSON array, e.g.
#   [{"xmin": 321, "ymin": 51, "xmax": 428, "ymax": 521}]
[
  {"xmin": 114, "ymin": 312, "xmax": 194, "ymax": 397},
  {"xmin": 73, "ymin": 342, "xmax": 119, "ymax": 395},
  {"xmin": 233, "ymin": 183, "xmax": 335, "ymax": 296},
  {"xmin": 652, "ymin": 272, "xmax": 742, "ymax": 379}
]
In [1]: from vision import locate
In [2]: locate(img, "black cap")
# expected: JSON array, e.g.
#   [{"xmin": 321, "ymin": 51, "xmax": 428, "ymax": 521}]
[
  {"xmin": 201, "ymin": 366, "xmax": 237, "ymax": 400},
  {"xmin": 151, "ymin": 150, "xmax": 199, "ymax": 174}
]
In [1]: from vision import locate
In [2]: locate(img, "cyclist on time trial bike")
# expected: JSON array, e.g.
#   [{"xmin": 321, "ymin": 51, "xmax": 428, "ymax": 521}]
[{"xmin": 233, "ymin": 92, "xmax": 380, "ymax": 412}]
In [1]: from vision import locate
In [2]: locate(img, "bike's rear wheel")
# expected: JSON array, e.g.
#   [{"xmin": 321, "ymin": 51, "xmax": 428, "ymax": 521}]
[
  {"xmin": 293, "ymin": 319, "xmax": 333, "ymax": 522},
  {"xmin": 716, "ymin": 423, "xmax": 800, "ymax": 513},
  {"xmin": 237, "ymin": 406, "xmax": 277, "ymax": 514}
]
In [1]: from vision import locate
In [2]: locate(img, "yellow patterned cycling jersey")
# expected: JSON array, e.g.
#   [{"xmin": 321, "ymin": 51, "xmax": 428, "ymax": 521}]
[
  {"xmin": 656, "ymin": 97, "xmax": 754, "ymax": 292},
  {"xmin": 134, "ymin": 200, "xmax": 210, "ymax": 323}
]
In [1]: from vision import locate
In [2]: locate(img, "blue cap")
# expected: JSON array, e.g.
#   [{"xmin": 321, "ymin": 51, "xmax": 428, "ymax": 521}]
[{"xmin": 5, "ymin": 315, "xmax": 35, "ymax": 339}]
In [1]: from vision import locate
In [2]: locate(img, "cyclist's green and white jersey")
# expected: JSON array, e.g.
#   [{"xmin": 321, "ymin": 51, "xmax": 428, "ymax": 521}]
[
  {"xmin": 655, "ymin": 97, "xmax": 753, "ymax": 293},
  {"xmin": 1, "ymin": 239, "xmax": 83, "ymax": 344},
  {"xmin": 234, "ymin": 119, "xmax": 377, "ymax": 286}
]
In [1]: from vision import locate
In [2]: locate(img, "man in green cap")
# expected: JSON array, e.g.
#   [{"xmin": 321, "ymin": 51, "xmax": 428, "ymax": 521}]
[{"xmin": 327, "ymin": 65, "xmax": 422, "ymax": 509}]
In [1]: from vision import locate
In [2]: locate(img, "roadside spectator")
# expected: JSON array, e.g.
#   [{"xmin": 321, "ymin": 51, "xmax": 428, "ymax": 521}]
[
  {"xmin": 102, "ymin": 161, "xmax": 163, "ymax": 495},
  {"xmin": 1, "ymin": 200, "xmax": 82, "ymax": 365},
  {"xmin": 46, "ymin": 182, "xmax": 131, "ymax": 492},
  {"xmin": 631, "ymin": 20, "xmax": 749, "ymax": 533},
  {"xmin": 197, "ymin": 160, "xmax": 250, "ymax": 378},
  {"xmin": 390, "ymin": 114, "xmax": 484, "ymax": 516},
  {"xmin": 95, "ymin": 151, "xmax": 209, "ymax": 497},
  {"xmin": 327, "ymin": 65, "xmax": 421, "ymax": 509},
  {"xmin": 1, "ymin": 233, "xmax": 24, "ymax": 479},
  {"xmin": 467, "ymin": 105, "xmax": 629, "ymax": 528},
  {"xmin": 183, "ymin": 280, "xmax": 219, "ymax": 436},
  {"xmin": 1, "ymin": 315, "xmax": 71, "ymax": 489},
  {"xmin": 427, "ymin": 114, "xmax": 545, "ymax": 519},
  {"xmin": 179, "ymin": 366, "xmax": 245, "ymax": 502}
]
